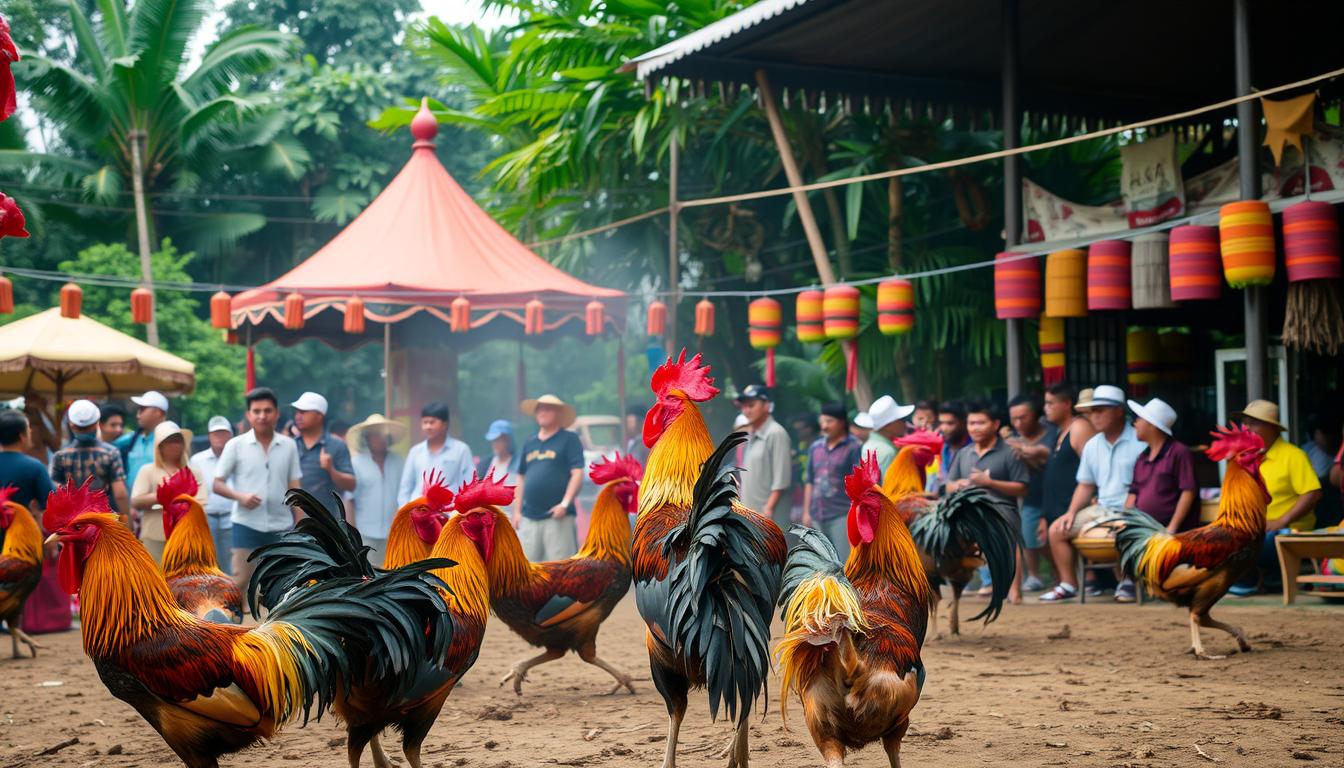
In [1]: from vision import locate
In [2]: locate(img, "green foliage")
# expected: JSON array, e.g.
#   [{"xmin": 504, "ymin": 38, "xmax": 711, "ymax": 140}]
[{"xmin": 56, "ymin": 241, "xmax": 246, "ymax": 430}]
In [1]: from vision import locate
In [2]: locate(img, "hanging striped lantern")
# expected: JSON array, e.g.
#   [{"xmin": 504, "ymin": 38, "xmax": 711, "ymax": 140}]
[
  {"xmin": 1218, "ymin": 201, "xmax": 1276, "ymax": 287},
  {"xmin": 344, "ymin": 296, "xmax": 365, "ymax": 334},
  {"xmin": 694, "ymin": 299, "xmax": 715, "ymax": 337},
  {"xmin": 1087, "ymin": 240, "xmax": 1132, "ymax": 310},
  {"xmin": 993, "ymin": 252, "xmax": 1041, "ymax": 319},
  {"xmin": 1168, "ymin": 225, "xmax": 1222, "ymax": 301},
  {"xmin": 524, "ymin": 298, "xmax": 545, "ymax": 335},
  {"xmin": 822, "ymin": 285, "xmax": 860, "ymax": 339},
  {"xmin": 876, "ymin": 279, "xmax": 914, "ymax": 335},
  {"xmin": 451, "ymin": 296, "xmax": 471, "ymax": 333},
  {"xmin": 1044, "ymin": 249, "xmax": 1087, "ymax": 317},
  {"xmin": 795, "ymin": 290, "xmax": 826, "ymax": 343},
  {"xmin": 130, "ymin": 287, "xmax": 153, "ymax": 324},
  {"xmin": 585, "ymin": 300, "xmax": 605, "ymax": 336},
  {"xmin": 210, "ymin": 290, "xmax": 231, "ymax": 329},
  {"xmin": 1282, "ymin": 201, "xmax": 1342, "ymax": 282},
  {"xmin": 647, "ymin": 299, "xmax": 667, "ymax": 336},
  {"xmin": 1038, "ymin": 315, "xmax": 1065, "ymax": 386},
  {"xmin": 748, "ymin": 298, "xmax": 782, "ymax": 387},
  {"xmin": 1131, "ymin": 233, "xmax": 1176, "ymax": 309},
  {"xmin": 60, "ymin": 283, "xmax": 82, "ymax": 319},
  {"xmin": 283, "ymin": 292, "xmax": 305, "ymax": 330},
  {"xmin": 1127, "ymin": 328, "xmax": 1160, "ymax": 397},
  {"xmin": 0, "ymin": 274, "xmax": 12, "ymax": 315}
]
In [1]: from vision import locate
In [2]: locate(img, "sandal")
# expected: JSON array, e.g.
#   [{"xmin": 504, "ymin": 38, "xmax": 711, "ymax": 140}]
[{"xmin": 1039, "ymin": 584, "xmax": 1077, "ymax": 602}]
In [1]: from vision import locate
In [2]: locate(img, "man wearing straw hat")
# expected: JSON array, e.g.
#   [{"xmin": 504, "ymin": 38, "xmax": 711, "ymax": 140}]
[
  {"xmin": 513, "ymin": 394, "xmax": 585, "ymax": 562},
  {"xmin": 347, "ymin": 414, "xmax": 408, "ymax": 567}
]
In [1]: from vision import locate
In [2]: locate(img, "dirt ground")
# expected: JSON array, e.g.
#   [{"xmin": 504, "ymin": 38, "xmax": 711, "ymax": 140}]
[{"xmin": 2, "ymin": 593, "xmax": 1341, "ymax": 768}]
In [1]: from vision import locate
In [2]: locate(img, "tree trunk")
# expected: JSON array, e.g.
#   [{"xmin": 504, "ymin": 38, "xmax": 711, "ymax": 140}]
[{"xmin": 128, "ymin": 129, "xmax": 160, "ymax": 347}]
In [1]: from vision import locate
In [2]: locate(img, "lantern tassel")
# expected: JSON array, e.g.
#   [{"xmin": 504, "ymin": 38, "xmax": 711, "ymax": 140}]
[
  {"xmin": 843, "ymin": 341, "xmax": 858, "ymax": 392},
  {"xmin": 1283, "ymin": 281, "xmax": 1344, "ymax": 355},
  {"xmin": 765, "ymin": 348, "xmax": 776, "ymax": 388}
]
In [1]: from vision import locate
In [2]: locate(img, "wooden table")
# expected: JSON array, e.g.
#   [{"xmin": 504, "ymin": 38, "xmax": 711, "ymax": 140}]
[{"xmin": 1274, "ymin": 533, "xmax": 1344, "ymax": 605}]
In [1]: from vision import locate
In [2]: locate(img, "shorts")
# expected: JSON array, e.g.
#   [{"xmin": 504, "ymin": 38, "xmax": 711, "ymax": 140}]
[
  {"xmin": 1021, "ymin": 504, "xmax": 1046, "ymax": 548},
  {"xmin": 519, "ymin": 515, "xmax": 579, "ymax": 562},
  {"xmin": 1066, "ymin": 504, "xmax": 1124, "ymax": 539},
  {"xmin": 232, "ymin": 523, "xmax": 285, "ymax": 551}
]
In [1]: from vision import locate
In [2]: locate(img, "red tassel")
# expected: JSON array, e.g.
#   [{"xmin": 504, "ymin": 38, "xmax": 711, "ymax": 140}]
[
  {"xmin": 130, "ymin": 287, "xmax": 153, "ymax": 324},
  {"xmin": 647, "ymin": 300, "xmax": 667, "ymax": 336},
  {"xmin": 60, "ymin": 283, "xmax": 82, "ymax": 318},
  {"xmin": 765, "ymin": 348, "xmax": 776, "ymax": 388},
  {"xmin": 843, "ymin": 341, "xmax": 858, "ymax": 392},
  {"xmin": 210, "ymin": 291, "xmax": 231, "ymax": 329},
  {"xmin": 283, "ymin": 292, "xmax": 305, "ymax": 330},
  {"xmin": 343, "ymin": 296, "xmax": 365, "ymax": 334},
  {"xmin": 694, "ymin": 299, "xmax": 714, "ymax": 336},
  {"xmin": 0, "ymin": 275, "xmax": 12, "ymax": 314},
  {"xmin": 245, "ymin": 345, "xmax": 256, "ymax": 391},
  {"xmin": 451, "ymin": 296, "xmax": 471, "ymax": 332}
]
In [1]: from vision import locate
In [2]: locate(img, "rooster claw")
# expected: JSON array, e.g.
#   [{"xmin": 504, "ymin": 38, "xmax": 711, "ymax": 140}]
[
  {"xmin": 11, "ymin": 630, "xmax": 43, "ymax": 659},
  {"xmin": 499, "ymin": 668, "xmax": 527, "ymax": 695},
  {"xmin": 605, "ymin": 677, "xmax": 637, "ymax": 695}
]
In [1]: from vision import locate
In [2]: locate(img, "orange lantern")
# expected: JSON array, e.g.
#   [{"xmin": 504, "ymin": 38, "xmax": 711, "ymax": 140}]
[
  {"xmin": 0, "ymin": 274, "xmax": 12, "ymax": 315},
  {"xmin": 524, "ymin": 298, "xmax": 545, "ymax": 335},
  {"xmin": 130, "ymin": 287, "xmax": 153, "ymax": 324},
  {"xmin": 585, "ymin": 300, "xmax": 605, "ymax": 336},
  {"xmin": 60, "ymin": 282, "xmax": 82, "ymax": 318},
  {"xmin": 1218, "ymin": 201, "xmax": 1276, "ymax": 287},
  {"xmin": 344, "ymin": 296, "xmax": 366, "ymax": 334},
  {"xmin": 823, "ymin": 285, "xmax": 861, "ymax": 391},
  {"xmin": 876, "ymin": 279, "xmax": 914, "ymax": 335},
  {"xmin": 694, "ymin": 299, "xmax": 715, "ymax": 337},
  {"xmin": 795, "ymin": 290, "xmax": 825, "ymax": 343},
  {"xmin": 748, "ymin": 297, "xmax": 781, "ymax": 387},
  {"xmin": 451, "ymin": 296, "xmax": 471, "ymax": 333},
  {"xmin": 647, "ymin": 299, "xmax": 667, "ymax": 336},
  {"xmin": 1044, "ymin": 249, "xmax": 1087, "ymax": 317},
  {"xmin": 210, "ymin": 290, "xmax": 231, "ymax": 329},
  {"xmin": 283, "ymin": 292, "xmax": 305, "ymax": 330}
]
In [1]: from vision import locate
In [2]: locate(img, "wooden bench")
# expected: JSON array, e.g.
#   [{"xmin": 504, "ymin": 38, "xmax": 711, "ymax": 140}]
[{"xmin": 1274, "ymin": 533, "xmax": 1344, "ymax": 605}]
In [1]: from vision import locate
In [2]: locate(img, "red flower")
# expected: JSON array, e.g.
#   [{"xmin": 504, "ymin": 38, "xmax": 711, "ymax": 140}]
[
  {"xmin": 0, "ymin": 193, "xmax": 29, "ymax": 239},
  {"xmin": 0, "ymin": 15, "xmax": 18, "ymax": 122}
]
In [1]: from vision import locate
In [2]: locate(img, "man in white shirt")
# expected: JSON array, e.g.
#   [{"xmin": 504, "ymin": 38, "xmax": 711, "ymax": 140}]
[
  {"xmin": 212, "ymin": 388, "xmax": 302, "ymax": 590},
  {"xmin": 346, "ymin": 413, "xmax": 407, "ymax": 567},
  {"xmin": 397, "ymin": 401, "xmax": 474, "ymax": 506},
  {"xmin": 189, "ymin": 415, "xmax": 236, "ymax": 575}
]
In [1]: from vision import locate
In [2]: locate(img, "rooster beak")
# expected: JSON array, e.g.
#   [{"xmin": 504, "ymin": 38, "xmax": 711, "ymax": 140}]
[{"xmin": 44, "ymin": 533, "xmax": 59, "ymax": 545}]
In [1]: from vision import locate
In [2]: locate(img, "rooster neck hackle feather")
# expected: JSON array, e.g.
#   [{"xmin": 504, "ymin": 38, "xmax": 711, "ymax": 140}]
[
  {"xmin": 431, "ymin": 516, "xmax": 491, "ymax": 624},
  {"xmin": 0, "ymin": 501, "xmax": 42, "ymax": 565},
  {"xmin": 638, "ymin": 398, "xmax": 714, "ymax": 518},
  {"xmin": 479, "ymin": 506, "xmax": 542, "ymax": 598},
  {"xmin": 846, "ymin": 493, "xmax": 935, "ymax": 611},
  {"xmin": 881, "ymin": 447, "xmax": 927, "ymax": 501},
  {"xmin": 578, "ymin": 483, "xmax": 633, "ymax": 566},
  {"xmin": 384, "ymin": 504, "xmax": 433, "ymax": 571},
  {"xmin": 161, "ymin": 497, "xmax": 225, "ymax": 580}
]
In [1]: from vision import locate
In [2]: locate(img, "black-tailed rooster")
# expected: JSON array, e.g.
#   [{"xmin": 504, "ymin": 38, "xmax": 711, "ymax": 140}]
[
  {"xmin": 0, "ymin": 486, "xmax": 43, "ymax": 657},
  {"xmin": 158, "ymin": 468, "xmax": 242, "ymax": 624},
  {"xmin": 1116, "ymin": 425, "xmax": 1268, "ymax": 659},
  {"xmin": 43, "ymin": 479, "xmax": 450, "ymax": 768},
  {"xmin": 488, "ymin": 453, "xmax": 639, "ymax": 695},
  {"xmin": 778, "ymin": 454, "xmax": 934, "ymax": 768},
  {"xmin": 635, "ymin": 351, "xmax": 785, "ymax": 768}
]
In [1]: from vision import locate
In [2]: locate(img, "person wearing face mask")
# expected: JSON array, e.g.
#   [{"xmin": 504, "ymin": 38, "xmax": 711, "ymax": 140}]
[
  {"xmin": 51, "ymin": 399, "xmax": 131, "ymax": 521},
  {"xmin": 130, "ymin": 420, "xmax": 207, "ymax": 564}
]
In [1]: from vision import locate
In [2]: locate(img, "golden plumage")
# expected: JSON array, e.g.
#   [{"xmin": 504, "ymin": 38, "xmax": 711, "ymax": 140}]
[
  {"xmin": 161, "ymin": 496, "xmax": 227, "ymax": 580},
  {"xmin": 777, "ymin": 573, "xmax": 871, "ymax": 722},
  {"xmin": 637, "ymin": 400, "xmax": 714, "ymax": 519}
]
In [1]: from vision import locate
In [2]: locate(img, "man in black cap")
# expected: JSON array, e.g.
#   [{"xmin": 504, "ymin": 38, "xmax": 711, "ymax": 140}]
[{"xmin": 734, "ymin": 385, "xmax": 793, "ymax": 533}]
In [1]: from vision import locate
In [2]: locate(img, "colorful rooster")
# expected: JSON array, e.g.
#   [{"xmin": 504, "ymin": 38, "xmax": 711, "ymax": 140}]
[
  {"xmin": 487, "ymin": 453, "xmax": 639, "ymax": 695},
  {"xmin": 634, "ymin": 351, "xmax": 785, "ymax": 768},
  {"xmin": 0, "ymin": 486, "xmax": 43, "ymax": 657},
  {"xmin": 1115, "ymin": 425, "xmax": 1268, "ymax": 659},
  {"xmin": 158, "ymin": 468, "xmax": 241, "ymax": 623},
  {"xmin": 778, "ymin": 454, "xmax": 935, "ymax": 767},
  {"xmin": 382, "ymin": 469, "xmax": 453, "ymax": 570},
  {"xmin": 44, "ymin": 479, "xmax": 450, "ymax": 768}
]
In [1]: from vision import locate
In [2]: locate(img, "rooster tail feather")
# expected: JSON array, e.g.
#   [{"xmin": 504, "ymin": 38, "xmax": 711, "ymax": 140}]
[
  {"xmin": 247, "ymin": 490, "xmax": 377, "ymax": 616},
  {"xmin": 661, "ymin": 431, "xmax": 781, "ymax": 725},
  {"xmin": 910, "ymin": 488, "xmax": 1019, "ymax": 624},
  {"xmin": 1113, "ymin": 507, "xmax": 1172, "ymax": 589}
]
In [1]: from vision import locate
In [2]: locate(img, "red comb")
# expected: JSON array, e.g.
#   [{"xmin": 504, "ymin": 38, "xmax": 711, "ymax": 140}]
[
  {"xmin": 0, "ymin": 485, "xmax": 17, "ymax": 506},
  {"xmin": 894, "ymin": 428, "xmax": 944, "ymax": 454},
  {"xmin": 43, "ymin": 478, "xmax": 111, "ymax": 532},
  {"xmin": 844, "ymin": 452, "xmax": 883, "ymax": 504},
  {"xmin": 455, "ymin": 469, "xmax": 515, "ymax": 511},
  {"xmin": 650, "ymin": 349, "xmax": 719, "ymax": 403},
  {"xmin": 156, "ymin": 467, "xmax": 198, "ymax": 509},
  {"xmin": 1205, "ymin": 424, "xmax": 1265, "ymax": 461},
  {"xmin": 422, "ymin": 469, "xmax": 455, "ymax": 513},
  {"xmin": 589, "ymin": 452, "xmax": 643, "ymax": 485}
]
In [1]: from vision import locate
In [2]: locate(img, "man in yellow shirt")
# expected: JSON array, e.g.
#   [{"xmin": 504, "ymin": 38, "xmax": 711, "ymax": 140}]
[{"xmin": 1229, "ymin": 400, "xmax": 1322, "ymax": 596}]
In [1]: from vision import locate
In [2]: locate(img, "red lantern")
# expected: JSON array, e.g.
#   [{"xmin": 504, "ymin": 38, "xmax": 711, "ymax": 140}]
[
  {"xmin": 647, "ymin": 300, "xmax": 667, "ymax": 336},
  {"xmin": 748, "ymin": 297, "xmax": 781, "ymax": 387},
  {"xmin": 0, "ymin": 274, "xmax": 12, "ymax": 315},
  {"xmin": 585, "ymin": 300, "xmax": 605, "ymax": 336},
  {"xmin": 1282, "ymin": 201, "xmax": 1342, "ymax": 282},
  {"xmin": 795, "ymin": 290, "xmax": 825, "ymax": 343},
  {"xmin": 130, "ymin": 287, "xmax": 153, "ymax": 324},
  {"xmin": 876, "ymin": 279, "xmax": 914, "ymax": 335},
  {"xmin": 1168, "ymin": 225, "xmax": 1222, "ymax": 301},
  {"xmin": 60, "ymin": 283, "xmax": 82, "ymax": 318},
  {"xmin": 694, "ymin": 299, "xmax": 715, "ymax": 337},
  {"xmin": 994, "ymin": 252, "xmax": 1041, "ymax": 319},
  {"xmin": 1086, "ymin": 239, "xmax": 1132, "ymax": 310},
  {"xmin": 344, "ymin": 296, "xmax": 365, "ymax": 334},
  {"xmin": 524, "ymin": 298, "xmax": 545, "ymax": 335},
  {"xmin": 283, "ymin": 292, "xmax": 305, "ymax": 330},
  {"xmin": 451, "ymin": 296, "xmax": 471, "ymax": 333},
  {"xmin": 210, "ymin": 290, "xmax": 231, "ymax": 329}
]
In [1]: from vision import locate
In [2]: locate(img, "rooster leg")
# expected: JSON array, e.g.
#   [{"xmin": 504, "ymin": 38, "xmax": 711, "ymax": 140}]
[
  {"xmin": 369, "ymin": 732, "xmax": 393, "ymax": 768},
  {"xmin": 9, "ymin": 626, "xmax": 43, "ymax": 658},
  {"xmin": 815, "ymin": 737, "xmax": 846, "ymax": 768},
  {"xmin": 725, "ymin": 716, "xmax": 750, "ymax": 768},
  {"xmin": 882, "ymin": 719, "xmax": 909, "ymax": 768},
  {"xmin": 651, "ymin": 659, "xmax": 688, "ymax": 768},
  {"xmin": 1187, "ymin": 612, "xmax": 1223, "ymax": 660},
  {"xmin": 1198, "ymin": 611, "xmax": 1252, "ymax": 654},
  {"xmin": 580, "ymin": 651, "xmax": 637, "ymax": 694},
  {"xmin": 948, "ymin": 581, "xmax": 965, "ymax": 637},
  {"xmin": 499, "ymin": 647, "xmax": 565, "ymax": 695}
]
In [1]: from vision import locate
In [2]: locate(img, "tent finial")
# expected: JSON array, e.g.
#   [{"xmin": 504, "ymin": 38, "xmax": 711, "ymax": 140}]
[{"xmin": 411, "ymin": 96, "xmax": 438, "ymax": 147}]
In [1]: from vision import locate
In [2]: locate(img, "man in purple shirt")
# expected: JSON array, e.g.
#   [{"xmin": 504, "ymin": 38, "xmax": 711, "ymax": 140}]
[
  {"xmin": 1125, "ymin": 398, "xmax": 1198, "ymax": 537},
  {"xmin": 802, "ymin": 402, "xmax": 864, "ymax": 561}
]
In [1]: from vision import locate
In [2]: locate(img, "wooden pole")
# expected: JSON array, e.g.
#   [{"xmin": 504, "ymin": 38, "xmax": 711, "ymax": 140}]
[
  {"xmin": 756, "ymin": 69, "xmax": 872, "ymax": 407},
  {"xmin": 1234, "ymin": 0, "xmax": 1266, "ymax": 401},
  {"xmin": 1002, "ymin": 0, "xmax": 1024, "ymax": 398},
  {"xmin": 383, "ymin": 321, "xmax": 392, "ymax": 417},
  {"xmin": 128, "ymin": 129, "xmax": 160, "ymax": 347},
  {"xmin": 667, "ymin": 137, "xmax": 680, "ymax": 355}
]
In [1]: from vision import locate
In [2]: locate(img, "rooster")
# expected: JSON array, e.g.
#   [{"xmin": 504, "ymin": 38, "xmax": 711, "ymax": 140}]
[
  {"xmin": 157, "ymin": 468, "xmax": 242, "ymax": 624},
  {"xmin": 250, "ymin": 477, "xmax": 487, "ymax": 768},
  {"xmin": 43, "ymin": 479, "xmax": 450, "ymax": 768},
  {"xmin": 382, "ymin": 470, "xmax": 452, "ymax": 570},
  {"xmin": 489, "ymin": 453, "xmax": 639, "ymax": 695},
  {"xmin": 1115, "ymin": 425, "xmax": 1267, "ymax": 659},
  {"xmin": 0, "ymin": 486, "xmax": 43, "ymax": 657},
  {"xmin": 635, "ymin": 351, "xmax": 786, "ymax": 768},
  {"xmin": 777, "ymin": 454, "xmax": 935, "ymax": 768},
  {"xmin": 882, "ymin": 430, "xmax": 1019, "ymax": 637}
]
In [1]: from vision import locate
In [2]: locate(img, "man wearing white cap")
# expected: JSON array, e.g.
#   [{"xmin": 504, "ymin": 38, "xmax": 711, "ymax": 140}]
[
  {"xmin": 861, "ymin": 395, "xmax": 915, "ymax": 476},
  {"xmin": 51, "ymin": 399, "xmax": 130, "ymax": 519},
  {"xmin": 115, "ymin": 390, "xmax": 169, "ymax": 491},
  {"xmin": 291, "ymin": 391, "xmax": 355, "ymax": 515},
  {"xmin": 190, "ymin": 416, "xmax": 237, "ymax": 575},
  {"xmin": 1041, "ymin": 384, "xmax": 1145, "ymax": 602}
]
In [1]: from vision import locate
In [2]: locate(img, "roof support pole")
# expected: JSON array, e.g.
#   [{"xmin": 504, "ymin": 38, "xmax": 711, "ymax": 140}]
[
  {"xmin": 755, "ymin": 69, "xmax": 872, "ymax": 407},
  {"xmin": 1234, "ymin": 0, "xmax": 1266, "ymax": 401},
  {"xmin": 1001, "ymin": 0, "xmax": 1024, "ymax": 399},
  {"xmin": 667, "ymin": 136, "xmax": 680, "ymax": 355},
  {"xmin": 383, "ymin": 321, "xmax": 392, "ymax": 418}
]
